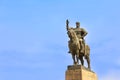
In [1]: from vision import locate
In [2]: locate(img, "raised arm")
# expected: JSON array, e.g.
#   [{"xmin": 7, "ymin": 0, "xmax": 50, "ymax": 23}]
[{"xmin": 66, "ymin": 19, "xmax": 69, "ymax": 31}]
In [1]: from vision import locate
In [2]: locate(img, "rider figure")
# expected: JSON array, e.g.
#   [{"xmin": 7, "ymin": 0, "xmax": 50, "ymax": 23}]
[{"xmin": 66, "ymin": 20, "xmax": 88, "ymax": 54}]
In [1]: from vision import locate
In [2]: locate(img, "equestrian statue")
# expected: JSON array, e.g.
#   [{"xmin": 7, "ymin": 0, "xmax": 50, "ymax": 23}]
[{"xmin": 66, "ymin": 19, "xmax": 91, "ymax": 69}]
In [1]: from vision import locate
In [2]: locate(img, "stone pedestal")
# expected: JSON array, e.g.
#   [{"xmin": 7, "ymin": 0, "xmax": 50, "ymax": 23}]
[{"xmin": 65, "ymin": 65, "xmax": 98, "ymax": 80}]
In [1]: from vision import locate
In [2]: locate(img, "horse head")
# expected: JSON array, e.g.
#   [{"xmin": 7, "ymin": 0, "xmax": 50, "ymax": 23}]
[{"xmin": 67, "ymin": 28, "xmax": 77, "ymax": 41}]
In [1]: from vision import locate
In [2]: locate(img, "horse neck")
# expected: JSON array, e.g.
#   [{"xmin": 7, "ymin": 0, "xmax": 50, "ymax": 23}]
[{"xmin": 71, "ymin": 33, "xmax": 78, "ymax": 42}]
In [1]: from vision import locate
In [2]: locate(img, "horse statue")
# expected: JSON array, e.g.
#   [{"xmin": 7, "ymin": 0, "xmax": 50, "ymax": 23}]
[
  {"xmin": 67, "ymin": 28, "xmax": 91, "ymax": 69},
  {"xmin": 67, "ymin": 28, "xmax": 80, "ymax": 65}
]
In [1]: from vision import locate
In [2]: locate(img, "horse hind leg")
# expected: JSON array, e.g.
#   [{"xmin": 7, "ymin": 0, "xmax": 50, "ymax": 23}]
[
  {"xmin": 85, "ymin": 45, "xmax": 91, "ymax": 69},
  {"xmin": 86, "ymin": 55, "xmax": 91, "ymax": 70}
]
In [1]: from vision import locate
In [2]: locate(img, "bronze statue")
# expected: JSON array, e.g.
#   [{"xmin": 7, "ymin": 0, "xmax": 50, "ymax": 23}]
[{"xmin": 66, "ymin": 19, "xmax": 91, "ymax": 69}]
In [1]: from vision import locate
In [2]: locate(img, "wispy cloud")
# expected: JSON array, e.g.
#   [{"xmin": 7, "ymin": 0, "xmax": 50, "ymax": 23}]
[{"xmin": 100, "ymin": 70, "xmax": 120, "ymax": 80}]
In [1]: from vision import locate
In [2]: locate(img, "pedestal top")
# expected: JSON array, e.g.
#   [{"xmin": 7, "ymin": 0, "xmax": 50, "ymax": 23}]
[
  {"xmin": 66, "ymin": 65, "xmax": 98, "ymax": 80},
  {"xmin": 67, "ymin": 65, "xmax": 94, "ymax": 73}
]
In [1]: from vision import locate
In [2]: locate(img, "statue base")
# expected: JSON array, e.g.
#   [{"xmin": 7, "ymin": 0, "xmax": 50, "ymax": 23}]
[{"xmin": 65, "ymin": 65, "xmax": 98, "ymax": 80}]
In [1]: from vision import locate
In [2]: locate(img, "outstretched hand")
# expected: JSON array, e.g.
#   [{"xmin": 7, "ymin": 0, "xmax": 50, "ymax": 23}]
[{"xmin": 66, "ymin": 19, "xmax": 69, "ymax": 25}]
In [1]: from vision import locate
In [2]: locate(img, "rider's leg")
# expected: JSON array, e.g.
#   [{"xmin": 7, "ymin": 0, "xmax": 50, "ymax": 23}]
[{"xmin": 79, "ymin": 39, "xmax": 84, "ymax": 53}]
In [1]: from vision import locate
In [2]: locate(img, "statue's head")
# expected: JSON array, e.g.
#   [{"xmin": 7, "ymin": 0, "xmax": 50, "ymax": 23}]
[{"xmin": 76, "ymin": 22, "xmax": 80, "ymax": 28}]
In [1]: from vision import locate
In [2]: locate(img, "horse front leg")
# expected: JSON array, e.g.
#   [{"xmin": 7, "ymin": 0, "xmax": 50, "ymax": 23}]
[
  {"xmin": 76, "ymin": 50, "xmax": 79, "ymax": 65},
  {"xmin": 76, "ymin": 56, "xmax": 79, "ymax": 65},
  {"xmin": 79, "ymin": 54, "xmax": 84, "ymax": 66},
  {"xmin": 72, "ymin": 54, "xmax": 76, "ymax": 65}
]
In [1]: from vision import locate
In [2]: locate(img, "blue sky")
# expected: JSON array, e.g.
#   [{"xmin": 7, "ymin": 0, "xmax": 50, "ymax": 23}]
[{"xmin": 0, "ymin": 0, "xmax": 120, "ymax": 80}]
